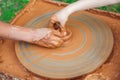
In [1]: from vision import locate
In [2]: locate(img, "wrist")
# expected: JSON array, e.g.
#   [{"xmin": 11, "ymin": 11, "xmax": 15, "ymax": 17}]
[
  {"xmin": 9, "ymin": 26, "xmax": 34, "ymax": 42},
  {"xmin": 55, "ymin": 9, "xmax": 69, "ymax": 26},
  {"xmin": 31, "ymin": 28, "xmax": 51, "ymax": 42}
]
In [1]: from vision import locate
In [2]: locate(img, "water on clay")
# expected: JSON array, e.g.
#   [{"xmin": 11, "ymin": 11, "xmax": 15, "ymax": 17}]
[{"xmin": 0, "ymin": 0, "xmax": 120, "ymax": 80}]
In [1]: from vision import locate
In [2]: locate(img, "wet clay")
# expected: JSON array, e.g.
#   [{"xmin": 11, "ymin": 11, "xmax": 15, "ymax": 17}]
[
  {"xmin": 15, "ymin": 6, "xmax": 113, "ymax": 79},
  {"xmin": 0, "ymin": 0, "xmax": 119, "ymax": 80}
]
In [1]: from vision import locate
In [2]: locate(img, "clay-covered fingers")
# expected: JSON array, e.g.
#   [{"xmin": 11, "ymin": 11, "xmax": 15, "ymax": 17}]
[
  {"xmin": 32, "ymin": 29, "xmax": 64, "ymax": 48},
  {"xmin": 62, "ymin": 28, "xmax": 72, "ymax": 41},
  {"xmin": 43, "ymin": 33, "xmax": 64, "ymax": 48},
  {"xmin": 49, "ymin": 15, "xmax": 72, "ymax": 41},
  {"xmin": 49, "ymin": 15, "xmax": 62, "ymax": 32},
  {"xmin": 52, "ymin": 28, "xmax": 72, "ymax": 41},
  {"xmin": 49, "ymin": 15, "xmax": 69, "ymax": 38}
]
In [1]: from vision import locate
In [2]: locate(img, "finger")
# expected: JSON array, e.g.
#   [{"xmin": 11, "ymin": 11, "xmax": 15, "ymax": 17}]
[
  {"xmin": 38, "ymin": 41, "xmax": 48, "ymax": 48},
  {"xmin": 52, "ymin": 30, "xmax": 63, "ymax": 37},
  {"xmin": 62, "ymin": 29, "xmax": 72, "ymax": 41},
  {"xmin": 33, "ymin": 39, "xmax": 51, "ymax": 48},
  {"xmin": 49, "ymin": 38, "xmax": 64, "ymax": 47},
  {"xmin": 52, "ymin": 40, "xmax": 63, "ymax": 47},
  {"xmin": 42, "ymin": 38, "xmax": 56, "ymax": 48}
]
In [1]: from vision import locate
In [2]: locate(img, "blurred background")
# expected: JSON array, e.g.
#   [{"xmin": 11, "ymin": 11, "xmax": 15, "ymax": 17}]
[{"xmin": 0, "ymin": 0, "xmax": 120, "ymax": 23}]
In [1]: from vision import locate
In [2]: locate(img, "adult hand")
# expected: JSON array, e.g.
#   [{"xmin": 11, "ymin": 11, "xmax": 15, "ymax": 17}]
[
  {"xmin": 49, "ymin": 0, "xmax": 120, "ymax": 32},
  {"xmin": 31, "ymin": 28, "xmax": 64, "ymax": 48},
  {"xmin": 49, "ymin": 9, "xmax": 72, "ymax": 41},
  {"xmin": 0, "ymin": 22, "xmax": 64, "ymax": 48}
]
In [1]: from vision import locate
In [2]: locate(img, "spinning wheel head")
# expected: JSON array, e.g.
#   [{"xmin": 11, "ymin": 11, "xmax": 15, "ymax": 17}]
[{"xmin": 15, "ymin": 11, "xmax": 113, "ymax": 79}]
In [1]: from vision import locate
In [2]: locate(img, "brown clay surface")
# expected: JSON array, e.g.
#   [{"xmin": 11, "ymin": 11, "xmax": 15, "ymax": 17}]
[
  {"xmin": 0, "ymin": 0, "xmax": 120, "ymax": 80},
  {"xmin": 15, "ymin": 9, "xmax": 113, "ymax": 79}
]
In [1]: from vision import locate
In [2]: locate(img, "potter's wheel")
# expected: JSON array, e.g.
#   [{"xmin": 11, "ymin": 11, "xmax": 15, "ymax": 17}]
[{"xmin": 15, "ymin": 12, "xmax": 113, "ymax": 79}]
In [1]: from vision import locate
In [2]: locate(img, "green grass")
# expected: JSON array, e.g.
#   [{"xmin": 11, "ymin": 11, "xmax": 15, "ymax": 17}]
[
  {"xmin": 98, "ymin": 4, "xmax": 120, "ymax": 13},
  {"xmin": 0, "ymin": 0, "xmax": 29, "ymax": 23},
  {"xmin": 0, "ymin": 0, "xmax": 120, "ymax": 23},
  {"xmin": 56, "ymin": 0, "xmax": 78, "ymax": 3}
]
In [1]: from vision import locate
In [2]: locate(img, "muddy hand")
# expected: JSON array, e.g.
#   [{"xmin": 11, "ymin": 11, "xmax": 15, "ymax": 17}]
[
  {"xmin": 49, "ymin": 15, "xmax": 67, "ymax": 36},
  {"xmin": 32, "ymin": 28, "xmax": 64, "ymax": 48},
  {"xmin": 48, "ymin": 14, "xmax": 72, "ymax": 41}
]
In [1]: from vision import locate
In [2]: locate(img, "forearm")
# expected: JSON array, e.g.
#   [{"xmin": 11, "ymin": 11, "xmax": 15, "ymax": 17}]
[
  {"xmin": 0, "ymin": 22, "xmax": 51, "ymax": 43},
  {"xmin": 0, "ymin": 22, "xmax": 34, "ymax": 42},
  {"xmin": 62, "ymin": 0, "xmax": 120, "ymax": 15},
  {"xmin": 55, "ymin": 0, "xmax": 120, "ymax": 26}
]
